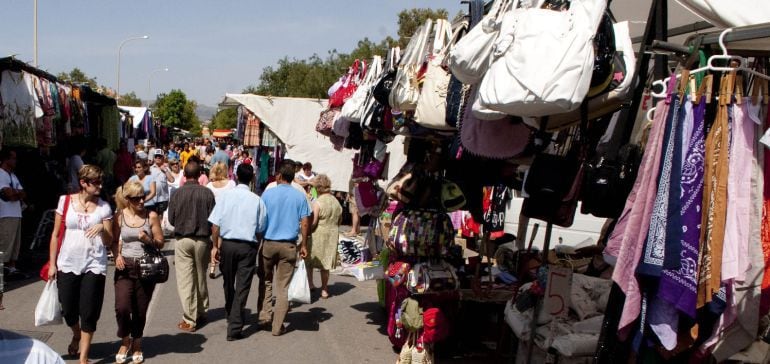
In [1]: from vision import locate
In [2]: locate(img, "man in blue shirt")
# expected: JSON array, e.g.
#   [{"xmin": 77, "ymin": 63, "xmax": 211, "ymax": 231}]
[
  {"xmin": 209, "ymin": 163, "xmax": 267, "ymax": 341},
  {"xmin": 259, "ymin": 162, "xmax": 311, "ymax": 336},
  {"xmin": 210, "ymin": 142, "xmax": 230, "ymax": 168}
]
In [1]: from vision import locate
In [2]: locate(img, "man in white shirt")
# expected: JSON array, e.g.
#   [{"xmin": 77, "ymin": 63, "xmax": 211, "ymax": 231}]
[{"xmin": 0, "ymin": 149, "xmax": 26, "ymax": 277}]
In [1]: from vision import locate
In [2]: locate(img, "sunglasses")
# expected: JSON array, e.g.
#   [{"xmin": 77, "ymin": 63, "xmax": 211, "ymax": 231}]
[
  {"xmin": 128, "ymin": 195, "xmax": 145, "ymax": 202},
  {"xmin": 87, "ymin": 179, "xmax": 103, "ymax": 186}
]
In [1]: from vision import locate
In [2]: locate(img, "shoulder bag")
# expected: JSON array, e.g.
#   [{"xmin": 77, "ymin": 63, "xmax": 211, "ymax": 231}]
[
  {"xmin": 40, "ymin": 195, "xmax": 70, "ymax": 281},
  {"xmin": 316, "ymin": 108, "xmax": 340, "ymax": 136},
  {"xmin": 329, "ymin": 59, "xmax": 365, "ymax": 108},
  {"xmin": 389, "ymin": 20, "xmax": 433, "ymax": 112},
  {"xmin": 461, "ymin": 88, "xmax": 533, "ymax": 159},
  {"xmin": 388, "ymin": 209, "xmax": 455, "ymax": 258},
  {"xmin": 138, "ymin": 245, "xmax": 170, "ymax": 283},
  {"xmin": 341, "ymin": 55, "xmax": 383, "ymax": 123},
  {"xmin": 448, "ymin": 0, "xmax": 514, "ymax": 85},
  {"xmin": 477, "ymin": 0, "xmax": 607, "ymax": 117},
  {"xmin": 414, "ymin": 20, "xmax": 467, "ymax": 131},
  {"xmin": 372, "ymin": 47, "xmax": 401, "ymax": 107},
  {"xmin": 407, "ymin": 260, "xmax": 460, "ymax": 294}
]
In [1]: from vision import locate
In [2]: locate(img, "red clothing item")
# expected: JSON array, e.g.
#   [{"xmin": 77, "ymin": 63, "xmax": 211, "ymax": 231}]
[{"xmin": 114, "ymin": 151, "xmax": 133, "ymax": 185}]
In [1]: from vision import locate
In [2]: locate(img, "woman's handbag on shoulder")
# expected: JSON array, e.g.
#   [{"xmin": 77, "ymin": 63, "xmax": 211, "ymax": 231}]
[
  {"xmin": 138, "ymin": 245, "xmax": 169, "ymax": 283},
  {"xmin": 40, "ymin": 195, "xmax": 70, "ymax": 281}
]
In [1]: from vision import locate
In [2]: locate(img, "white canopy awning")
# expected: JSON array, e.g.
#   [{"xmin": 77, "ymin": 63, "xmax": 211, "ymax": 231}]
[
  {"xmin": 220, "ymin": 93, "xmax": 406, "ymax": 192},
  {"xmin": 119, "ymin": 106, "xmax": 150, "ymax": 129}
]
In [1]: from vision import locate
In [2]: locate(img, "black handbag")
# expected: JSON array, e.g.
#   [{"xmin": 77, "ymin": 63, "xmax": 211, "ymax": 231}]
[
  {"xmin": 580, "ymin": 143, "xmax": 641, "ymax": 218},
  {"xmin": 138, "ymin": 246, "xmax": 169, "ymax": 283},
  {"xmin": 373, "ymin": 70, "xmax": 397, "ymax": 107}
]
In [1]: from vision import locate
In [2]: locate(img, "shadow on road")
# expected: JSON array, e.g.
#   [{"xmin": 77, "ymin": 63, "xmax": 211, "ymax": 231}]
[
  {"xmin": 88, "ymin": 332, "xmax": 207, "ymax": 361},
  {"xmin": 326, "ymin": 282, "xmax": 355, "ymax": 297},
  {"xmin": 286, "ymin": 307, "xmax": 332, "ymax": 332},
  {"xmin": 350, "ymin": 301, "xmax": 387, "ymax": 335}
]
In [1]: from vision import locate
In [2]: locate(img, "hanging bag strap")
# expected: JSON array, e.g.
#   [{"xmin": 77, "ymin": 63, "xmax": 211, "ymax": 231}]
[{"xmin": 56, "ymin": 194, "xmax": 71, "ymax": 252}]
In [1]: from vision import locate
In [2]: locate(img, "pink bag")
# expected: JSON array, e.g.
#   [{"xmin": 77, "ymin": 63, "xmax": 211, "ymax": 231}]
[
  {"xmin": 316, "ymin": 108, "xmax": 340, "ymax": 136},
  {"xmin": 355, "ymin": 181, "xmax": 379, "ymax": 208},
  {"xmin": 329, "ymin": 60, "xmax": 365, "ymax": 108},
  {"xmin": 421, "ymin": 307, "xmax": 450, "ymax": 343},
  {"xmin": 461, "ymin": 88, "xmax": 532, "ymax": 159}
]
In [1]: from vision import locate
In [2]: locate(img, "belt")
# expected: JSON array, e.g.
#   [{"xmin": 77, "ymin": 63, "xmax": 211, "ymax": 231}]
[
  {"xmin": 223, "ymin": 238, "xmax": 258, "ymax": 245},
  {"xmin": 264, "ymin": 239, "xmax": 296, "ymax": 244}
]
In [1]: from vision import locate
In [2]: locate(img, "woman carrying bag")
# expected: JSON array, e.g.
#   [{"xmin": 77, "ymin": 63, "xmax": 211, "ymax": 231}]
[
  {"xmin": 306, "ymin": 174, "xmax": 343, "ymax": 299},
  {"xmin": 46, "ymin": 165, "xmax": 114, "ymax": 364},
  {"xmin": 111, "ymin": 180, "xmax": 165, "ymax": 364}
]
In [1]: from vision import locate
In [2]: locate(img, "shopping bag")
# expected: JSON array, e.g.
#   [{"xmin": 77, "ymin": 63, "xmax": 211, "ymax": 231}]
[
  {"xmin": 34, "ymin": 280, "xmax": 62, "ymax": 326},
  {"xmin": 288, "ymin": 260, "xmax": 311, "ymax": 304},
  {"xmin": 161, "ymin": 210, "xmax": 175, "ymax": 236}
]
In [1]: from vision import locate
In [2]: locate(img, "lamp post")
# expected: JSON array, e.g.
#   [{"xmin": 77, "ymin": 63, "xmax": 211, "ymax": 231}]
[
  {"xmin": 33, "ymin": 0, "xmax": 38, "ymax": 67},
  {"xmin": 148, "ymin": 67, "xmax": 169, "ymax": 102},
  {"xmin": 116, "ymin": 35, "xmax": 149, "ymax": 103}
]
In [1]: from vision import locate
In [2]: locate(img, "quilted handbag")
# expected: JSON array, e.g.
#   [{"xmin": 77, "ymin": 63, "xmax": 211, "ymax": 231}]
[
  {"xmin": 477, "ymin": 0, "xmax": 607, "ymax": 117},
  {"xmin": 388, "ymin": 209, "xmax": 455, "ymax": 257},
  {"xmin": 329, "ymin": 59, "xmax": 365, "ymax": 108},
  {"xmin": 341, "ymin": 55, "xmax": 383, "ymax": 123},
  {"xmin": 521, "ymin": 20, "xmax": 636, "ymax": 131},
  {"xmin": 407, "ymin": 261, "xmax": 460, "ymax": 294},
  {"xmin": 448, "ymin": 0, "xmax": 514, "ymax": 85},
  {"xmin": 390, "ymin": 20, "xmax": 433, "ymax": 111},
  {"xmin": 414, "ymin": 20, "xmax": 466, "ymax": 131},
  {"xmin": 461, "ymin": 88, "xmax": 533, "ymax": 159},
  {"xmin": 316, "ymin": 108, "xmax": 340, "ymax": 136}
]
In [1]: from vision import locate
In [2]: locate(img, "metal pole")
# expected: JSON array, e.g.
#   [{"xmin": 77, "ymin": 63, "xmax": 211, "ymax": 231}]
[
  {"xmin": 525, "ymin": 222, "xmax": 553, "ymax": 364},
  {"xmin": 33, "ymin": 0, "xmax": 38, "ymax": 67},
  {"xmin": 116, "ymin": 35, "xmax": 149, "ymax": 103}
]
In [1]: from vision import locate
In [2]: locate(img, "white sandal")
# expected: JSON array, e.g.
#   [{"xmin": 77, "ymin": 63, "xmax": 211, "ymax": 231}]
[{"xmin": 132, "ymin": 352, "xmax": 144, "ymax": 364}]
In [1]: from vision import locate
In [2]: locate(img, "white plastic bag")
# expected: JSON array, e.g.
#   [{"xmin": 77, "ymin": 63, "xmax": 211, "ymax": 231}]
[
  {"xmin": 161, "ymin": 210, "xmax": 174, "ymax": 236},
  {"xmin": 288, "ymin": 260, "xmax": 311, "ymax": 304},
  {"xmin": 34, "ymin": 280, "xmax": 62, "ymax": 326}
]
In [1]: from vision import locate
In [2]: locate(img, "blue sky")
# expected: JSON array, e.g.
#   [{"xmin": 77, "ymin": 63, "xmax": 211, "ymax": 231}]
[{"xmin": 1, "ymin": 1, "xmax": 463, "ymax": 109}]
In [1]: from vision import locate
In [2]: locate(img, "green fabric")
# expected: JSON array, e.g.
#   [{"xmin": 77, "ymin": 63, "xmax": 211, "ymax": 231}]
[
  {"xmin": 377, "ymin": 248, "xmax": 390, "ymax": 307},
  {"xmin": 400, "ymin": 298, "xmax": 423, "ymax": 332}
]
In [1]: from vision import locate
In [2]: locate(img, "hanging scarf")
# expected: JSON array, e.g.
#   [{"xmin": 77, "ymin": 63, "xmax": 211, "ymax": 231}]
[
  {"xmin": 761, "ymin": 101, "xmax": 770, "ymax": 316},
  {"xmin": 656, "ymin": 98, "xmax": 706, "ymax": 318},
  {"xmin": 697, "ymin": 72, "xmax": 734, "ymax": 308}
]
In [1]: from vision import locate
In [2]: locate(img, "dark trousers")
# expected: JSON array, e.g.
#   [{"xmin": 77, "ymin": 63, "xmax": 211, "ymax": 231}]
[
  {"xmin": 220, "ymin": 239, "xmax": 258, "ymax": 336},
  {"xmin": 57, "ymin": 271, "xmax": 106, "ymax": 332},
  {"xmin": 114, "ymin": 259, "xmax": 156, "ymax": 338}
]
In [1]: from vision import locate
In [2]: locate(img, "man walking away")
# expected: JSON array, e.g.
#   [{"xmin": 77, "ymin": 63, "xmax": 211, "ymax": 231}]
[
  {"xmin": 0, "ymin": 149, "xmax": 26, "ymax": 278},
  {"xmin": 167, "ymin": 161, "xmax": 215, "ymax": 332},
  {"xmin": 208, "ymin": 164, "xmax": 266, "ymax": 341},
  {"xmin": 259, "ymin": 162, "xmax": 311, "ymax": 336},
  {"xmin": 211, "ymin": 142, "xmax": 230, "ymax": 168}
]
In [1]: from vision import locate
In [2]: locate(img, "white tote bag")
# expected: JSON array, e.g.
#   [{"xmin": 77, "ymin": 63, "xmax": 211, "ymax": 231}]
[
  {"xmin": 341, "ymin": 55, "xmax": 383, "ymax": 123},
  {"xmin": 414, "ymin": 20, "xmax": 467, "ymax": 131},
  {"xmin": 288, "ymin": 260, "xmax": 311, "ymax": 304},
  {"xmin": 34, "ymin": 280, "xmax": 63, "ymax": 326},
  {"xmin": 448, "ymin": 0, "xmax": 514, "ymax": 85},
  {"xmin": 478, "ymin": 0, "xmax": 607, "ymax": 117},
  {"xmin": 389, "ymin": 20, "xmax": 433, "ymax": 112}
]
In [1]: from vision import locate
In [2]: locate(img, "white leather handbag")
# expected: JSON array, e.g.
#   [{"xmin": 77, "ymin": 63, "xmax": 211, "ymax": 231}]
[
  {"xmin": 341, "ymin": 55, "xmax": 383, "ymax": 123},
  {"xmin": 522, "ymin": 20, "xmax": 637, "ymax": 131},
  {"xmin": 414, "ymin": 19, "xmax": 465, "ymax": 131},
  {"xmin": 389, "ymin": 20, "xmax": 433, "ymax": 112},
  {"xmin": 447, "ymin": 0, "xmax": 514, "ymax": 85},
  {"xmin": 478, "ymin": 0, "xmax": 608, "ymax": 117}
]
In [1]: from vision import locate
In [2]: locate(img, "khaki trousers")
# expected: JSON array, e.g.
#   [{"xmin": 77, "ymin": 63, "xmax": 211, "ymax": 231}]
[
  {"xmin": 174, "ymin": 237, "xmax": 211, "ymax": 327},
  {"xmin": 259, "ymin": 240, "xmax": 297, "ymax": 335}
]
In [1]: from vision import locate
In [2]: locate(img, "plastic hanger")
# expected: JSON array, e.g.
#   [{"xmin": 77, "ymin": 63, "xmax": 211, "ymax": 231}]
[{"xmin": 650, "ymin": 28, "xmax": 770, "ymax": 99}]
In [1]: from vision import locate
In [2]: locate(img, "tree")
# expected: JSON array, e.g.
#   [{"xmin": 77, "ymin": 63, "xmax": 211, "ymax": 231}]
[
  {"xmin": 210, "ymin": 108, "xmax": 237, "ymax": 130},
  {"xmin": 246, "ymin": 8, "xmax": 446, "ymax": 99},
  {"xmin": 56, "ymin": 68, "xmax": 99, "ymax": 88},
  {"xmin": 119, "ymin": 92, "xmax": 142, "ymax": 106},
  {"xmin": 153, "ymin": 89, "xmax": 200, "ymax": 132}
]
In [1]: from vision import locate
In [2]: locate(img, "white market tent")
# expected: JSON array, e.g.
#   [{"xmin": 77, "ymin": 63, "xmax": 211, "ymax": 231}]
[
  {"xmin": 119, "ymin": 106, "xmax": 150, "ymax": 128},
  {"xmin": 220, "ymin": 93, "xmax": 407, "ymax": 192}
]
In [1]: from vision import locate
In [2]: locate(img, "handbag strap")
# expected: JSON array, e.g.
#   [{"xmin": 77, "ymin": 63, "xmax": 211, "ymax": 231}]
[
  {"xmin": 56, "ymin": 194, "xmax": 71, "ymax": 251},
  {"xmin": 401, "ymin": 19, "xmax": 433, "ymax": 66}
]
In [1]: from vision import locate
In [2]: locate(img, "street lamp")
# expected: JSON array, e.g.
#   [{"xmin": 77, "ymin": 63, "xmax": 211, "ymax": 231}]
[
  {"xmin": 148, "ymin": 67, "xmax": 169, "ymax": 101},
  {"xmin": 116, "ymin": 35, "xmax": 149, "ymax": 103}
]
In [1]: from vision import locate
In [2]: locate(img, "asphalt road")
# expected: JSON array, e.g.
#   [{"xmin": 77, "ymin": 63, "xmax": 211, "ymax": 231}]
[{"xmin": 1, "ymin": 238, "xmax": 396, "ymax": 364}]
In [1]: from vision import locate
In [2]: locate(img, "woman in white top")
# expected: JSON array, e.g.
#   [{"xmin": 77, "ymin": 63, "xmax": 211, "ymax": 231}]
[
  {"xmin": 167, "ymin": 159, "xmax": 182, "ymax": 197},
  {"xmin": 47, "ymin": 165, "xmax": 113, "ymax": 364},
  {"xmin": 205, "ymin": 162, "xmax": 236, "ymax": 199}
]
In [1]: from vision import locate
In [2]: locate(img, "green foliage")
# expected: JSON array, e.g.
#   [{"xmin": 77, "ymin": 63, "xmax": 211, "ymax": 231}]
[
  {"xmin": 56, "ymin": 68, "xmax": 98, "ymax": 88},
  {"xmin": 210, "ymin": 108, "xmax": 238, "ymax": 130},
  {"xmin": 153, "ymin": 89, "xmax": 200, "ymax": 132},
  {"xmin": 246, "ymin": 8, "xmax": 446, "ymax": 99},
  {"xmin": 120, "ymin": 91, "xmax": 143, "ymax": 107}
]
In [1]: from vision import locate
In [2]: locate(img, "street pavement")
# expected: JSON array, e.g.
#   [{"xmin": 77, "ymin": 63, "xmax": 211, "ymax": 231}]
[{"xmin": 1, "ymin": 238, "xmax": 396, "ymax": 364}]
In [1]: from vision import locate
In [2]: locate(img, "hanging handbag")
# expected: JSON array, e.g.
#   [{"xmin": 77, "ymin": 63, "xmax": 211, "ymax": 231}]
[
  {"xmin": 388, "ymin": 261, "xmax": 412, "ymax": 287},
  {"xmin": 521, "ymin": 20, "xmax": 636, "ymax": 131},
  {"xmin": 40, "ymin": 195, "xmax": 70, "ymax": 281},
  {"xmin": 372, "ymin": 48, "xmax": 400, "ymax": 107},
  {"xmin": 461, "ymin": 88, "xmax": 533, "ymax": 159},
  {"xmin": 477, "ymin": 0, "xmax": 607, "ymax": 117},
  {"xmin": 341, "ymin": 56, "xmax": 383, "ymax": 123},
  {"xmin": 316, "ymin": 108, "xmax": 340, "ymax": 136},
  {"xmin": 422, "ymin": 307, "xmax": 450, "ymax": 343},
  {"xmin": 521, "ymin": 162, "xmax": 584, "ymax": 227},
  {"xmin": 390, "ymin": 20, "xmax": 433, "ymax": 111},
  {"xmin": 580, "ymin": 143, "xmax": 641, "ymax": 218},
  {"xmin": 355, "ymin": 180, "xmax": 380, "ymax": 209},
  {"xmin": 400, "ymin": 298, "xmax": 424, "ymax": 332},
  {"xmin": 448, "ymin": 0, "xmax": 514, "ymax": 85},
  {"xmin": 329, "ymin": 59, "xmax": 365, "ymax": 108},
  {"xmin": 138, "ymin": 245, "xmax": 170, "ymax": 283},
  {"xmin": 407, "ymin": 261, "xmax": 460, "ymax": 294},
  {"xmin": 388, "ymin": 209, "xmax": 455, "ymax": 257},
  {"xmin": 332, "ymin": 110, "xmax": 351, "ymax": 137},
  {"xmin": 414, "ymin": 20, "xmax": 466, "ymax": 131}
]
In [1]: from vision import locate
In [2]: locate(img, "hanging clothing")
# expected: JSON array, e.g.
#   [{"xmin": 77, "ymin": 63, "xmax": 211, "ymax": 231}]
[
  {"xmin": 482, "ymin": 185, "xmax": 510, "ymax": 239},
  {"xmin": 0, "ymin": 70, "xmax": 43, "ymax": 147},
  {"xmin": 608, "ymin": 98, "xmax": 669, "ymax": 336}
]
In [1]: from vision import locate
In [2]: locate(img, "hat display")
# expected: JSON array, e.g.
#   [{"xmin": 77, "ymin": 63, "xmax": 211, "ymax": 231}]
[{"xmin": 441, "ymin": 180, "xmax": 466, "ymax": 212}]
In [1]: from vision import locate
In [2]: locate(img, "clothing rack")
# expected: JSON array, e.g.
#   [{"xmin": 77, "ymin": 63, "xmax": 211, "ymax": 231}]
[{"xmin": 0, "ymin": 56, "xmax": 61, "ymax": 84}]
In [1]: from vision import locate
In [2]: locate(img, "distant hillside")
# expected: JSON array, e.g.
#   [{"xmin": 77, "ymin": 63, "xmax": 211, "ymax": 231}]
[{"xmin": 196, "ymin": 104, "xmax": 217, "ymax": 121}]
